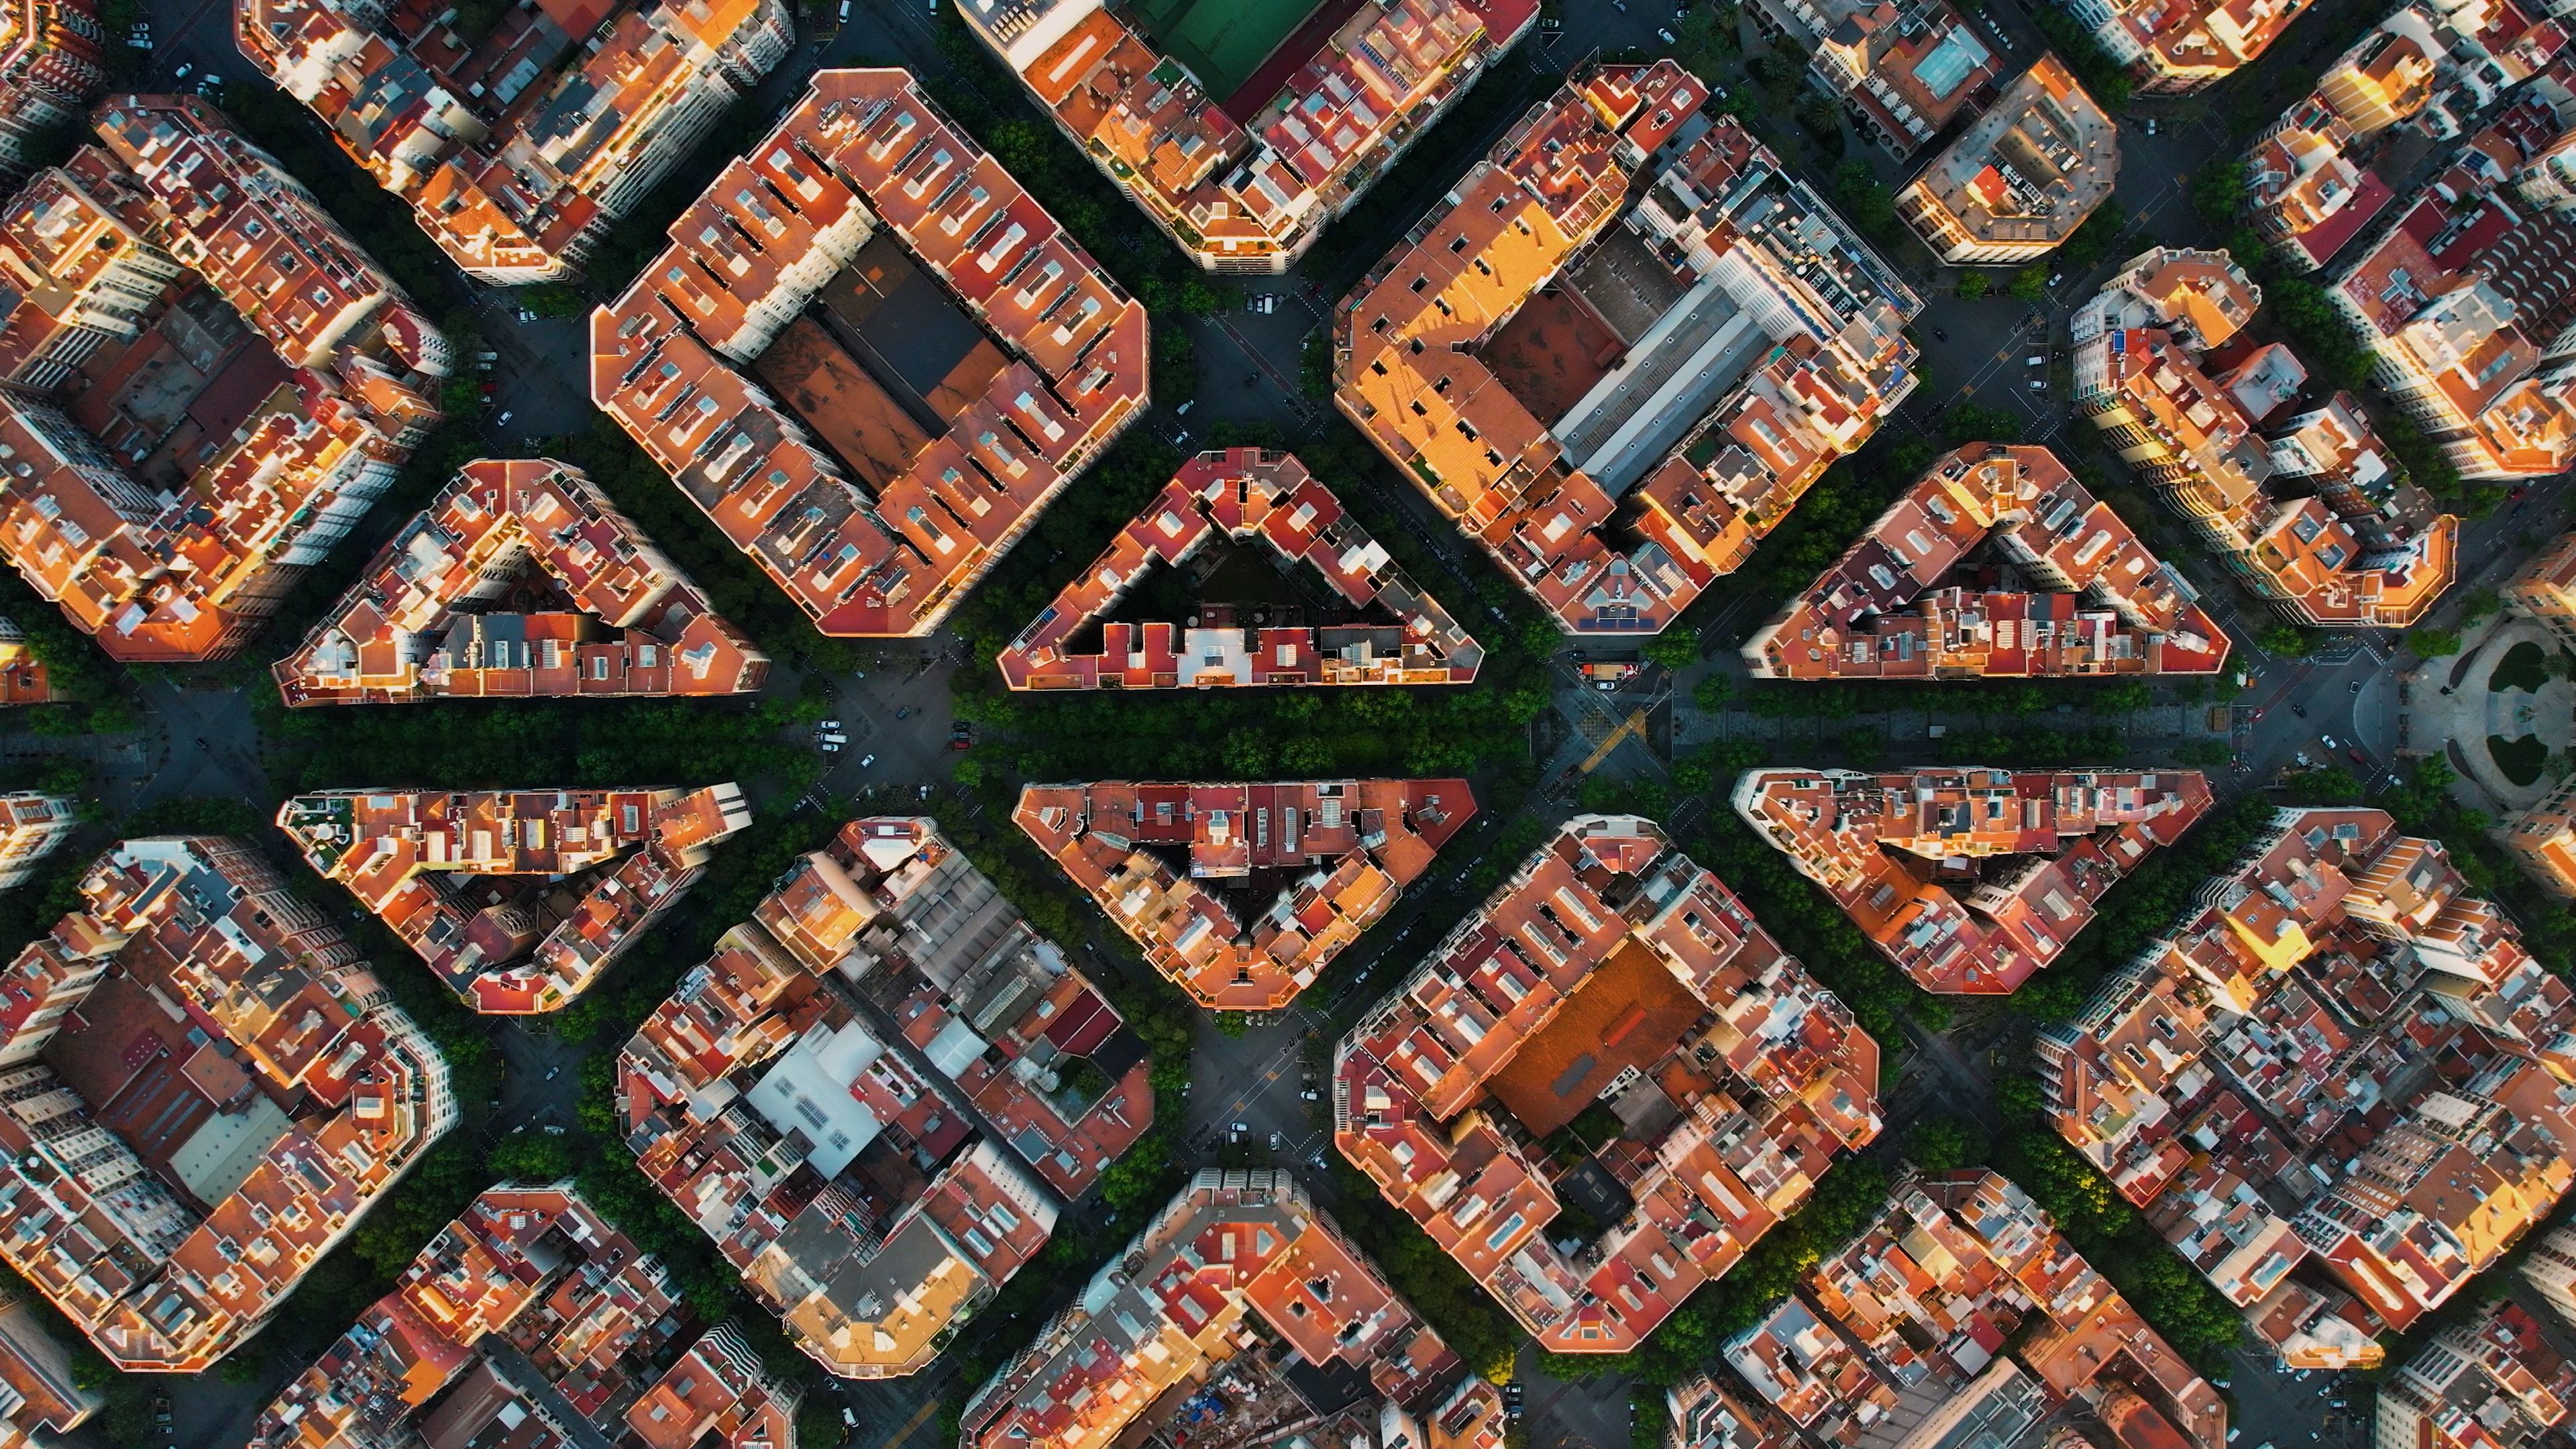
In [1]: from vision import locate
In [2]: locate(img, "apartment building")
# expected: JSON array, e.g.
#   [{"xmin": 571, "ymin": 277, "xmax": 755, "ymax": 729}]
[
  {"xmin": 1745, "ymin": 443, "xmax": 2230, "ymax": 680},
  {"xmin": 961, "ymin": 1171, "xmax": 1507, "ymax": 1449},
  {"xmin": 2037, "ymin": 808, "xmax": 2576, "ymax": 1364},
  {"xmin": 590, "ymin": 68, "xmax": 1148, "ymax": 639},
  {"xmin": 1016, "ymin": 778, "xmax": 1474, "ymax": 1010},
  {"xmin": 1336, "ymin": 60, "xmax": 1921, "ymax": 635},
  {"xmin": 618, "ymin": 816, "xmax": 1156, "ymax": 1376},
  {"xmin": 958, "ymin": 0, "xmax": 1536, "ymax": 274},
  {"xmin": 1723, "ymin": 1170, "xmax": 2226, "ymax": 1449},
  {"xmin": 251, "ymin": 1185, "xmax": 799, "ymax": 1449},
  {"xmin": 0, "ymin": 1283, "xmax": 101, "ymax": 1445},
  {"xmin": 2074, "ymin": 251, "xmax": 2458, "ymax": 627},
  {"xmin": 0, "ymin": 836, "xmax": 456, "ymax": 1372},
  {"xmin": 2499, "ymin": 776, "xmax": 2576, "ymax": 902},
  {"xmin": 0, "ymin": 0, "xmax": 109, "ymax": 178},
  {"xmin": 1895, "ymin": 57, "xmax": 2116, "ymax": 264},
  {"xmin": 237, "ymin": 0, "xmax": 792, "ymax": 282},
  {"xmin": 0, "ymin": 99, "xmax": 449, "ymax": 661},
  {"xmin": 0, "ymin": 792, "xmax": 72, "ymax": 891},
  {"xmin": 2328, "ymin": 94, "xmax": 2576, "ymax": 480},
  {"xmin": 1334, "ymin": 813, "xmax": 1882, "ymax": 1354},
  {"xmin": 0, "ymin": 617, "xmax": 47, "ymax": 704},
  {"xmin": 1665, "ymin": 1372, "xmax": 1800, "ymax": 1449},
  {"xmin": 2374, "ymin": 1302, "xmax": 2575, "ymax": 1449},
  {"xmin": 276, "ymin": 784, "xmax": 754, "ymax": 1013},
  {"xmin": 2244, "ymin": 98, "xmax": 2394, "ymax": 274},
  {"xmin": 2520, "ymin": 1222, "xmax": 2576, "ymax": 1324},
  {"xmin": 276, "ymin": 458, "xmax": 771, "ymax": 705},
  {"xmin": 2504, "ymin": 529, "xmax": 2576, "ymax": 651},
  {"xmin": 1732, "ymin": 767, "xmax": 2214, "ymax": 994},
  {"xmin": 1801, "ymin": 0, "xmax": 2006, "ymax": 159},
  {"xmin": 2060, "ymin": 0, "xmax": 2313, "ymax": 94},
  {"xmin": 998, "ymin": 448, "xmax": 1483, "ymax": 689}
]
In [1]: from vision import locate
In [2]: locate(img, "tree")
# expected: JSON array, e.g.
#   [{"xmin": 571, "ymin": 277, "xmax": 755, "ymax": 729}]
[
  {"xmin": 1939, "ymin": 402, "xmax": 2023, "ymax": 443},
  {"xmin": 1643, "ymin": 632, "xmax": 1701, "ymax": 669},
  {"xmin": 2258, "ymin": 622, "xmax": 2316, "ymax": 657},
  {"xmin": 1955, "ymin": 270, "xmax": 1991, "ymax": 300},
  {"xmin": 2008, "ymin": 264, "xmax": 2048, "ymax": 301},
  {"xmin": 2191, "ymin": 160, "xmax": 2248, "ymax": 226},
  {"xmin": 1694, "ymin": 673, "xmax": 1737, "ymax": 710},
  {"xmin": 2404, "ymin": 625, "xmax": 2462, "ymax": 660},
  {"xmin": 1904, "ymin": 1116, "xmax": 1984, "ymax": 1173},
  {"xmin": 2459, "ymin": 588, "xmax": 2502, "ymax": 626}
]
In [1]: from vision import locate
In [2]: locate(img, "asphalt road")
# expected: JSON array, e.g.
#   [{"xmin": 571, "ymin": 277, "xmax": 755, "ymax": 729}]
[{"xmin": 50, "ymin": 1, "xmax": 2576, "ymax": 1448}]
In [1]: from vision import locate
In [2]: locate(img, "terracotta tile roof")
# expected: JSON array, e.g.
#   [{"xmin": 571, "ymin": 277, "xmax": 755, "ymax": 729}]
[
  {"xmin": 237, "ymin": 0, "xmax": 794, "ymax": 281},
  {"xmin": 0, "ymin": 103, "xmax": 449, "ymax": 662},
  {"xmin": 590, "ymin": 68, "xmax": 1147, "ymax": 639},
  {"xmin": 0, "ymin": 837, "xmax": 458, "ymax": 1373},
  {"xmin": 1894, "ymin": 56, "xmax": 2116, "ymax": 260},
  {"xmin": 1019, "ymin": 777, "xmax": 1474, "ymax": 1010},
  {"xmin": 998, "ymin": 447, "xmax": 1482, "ymax": 690},
  {"xmin": 277, "ymin": 784, "xmax": 753, "ymax": 1014},
  {"xmin": 1733, "ymin": 766, "xmax": 2214, "ymax": 994},
  {"xmin": 618, "ymin": 815, "xmax": 1156, "ymax": 1377},
  {"xmin": 1334, "ymin": 814, "xmax": 1880, "ymax": 1354},
  {"xmin": 960, "ymin": 1171, "xmax": 1503, "ymax": 1449},
  {"xmin": 252, "ymin": 1185, "xmax": 798, "ymax": 1449},
  {"xmin": 2070, "ymin": 0, "xmax": 2312, "ymax": 91},
  {"xmin": 1334, "ymin": 61, "xmax": 1919, "ymax": 635},
  {"xmin": 1745, "ymin": 443, "xmax": 2230, "ymax": 680},
  {"xmin": 958, "ymin": 0, "xmax": 1537, "ymax": 272},
  {"xmin": 274, "ymin": 458, "xmax": 771, "ymax": 704}
]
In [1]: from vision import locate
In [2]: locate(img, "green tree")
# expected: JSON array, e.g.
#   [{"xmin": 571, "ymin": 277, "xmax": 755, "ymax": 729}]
[
  {"xmin": 1643, "ymin": 632, "xmax": 1701, "ymax": 669},
  {"xmin": 2459, "ymin": 588, "xmax": 2502, "ymax": 626},
  {"xmin": 2258, "ymin": 622, "xmax": 2316, "ymax": 657},
  {"xmin": 1904, "ymin": 1115, "xmax": 1984, "ymax": 1173},
  {"xmin": 1694, "ymin": 673, "xmax": 1736, "ymax": 710},
  {"xmin": 2404, "ymin": 625, "xmax": 2462, "ymax": 659},
  {"xmin": 1955, "ymin": 270, "xmax": 1991, "ymax": 300},
  {"xmin": 2008, "ymin": 264, "xmax": 2048, "ymax": 301}
]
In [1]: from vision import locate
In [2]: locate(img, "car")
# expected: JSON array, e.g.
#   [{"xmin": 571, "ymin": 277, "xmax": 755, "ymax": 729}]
[
  {"xmin": 2027, "ymin": 378, "xmax": 2046, "ymax": 390},
  {"xmin": 2348, "ymin": 746, "xmax": 2369, "ymax": 766},
  {"xmin": 2048, "ymin": 272, "xmax": 2063, "ymax": 286},
  {"xmin": 1174, "ymin": 399, "xmax": 1194, "ymax": 417},
  {"xmin": 2511, "ymin": 484, "xmax": 2530, "ymax": 500},
  {"xmin": 494, "ymin": 410, "xmax": 513, "ymax": 426},
  {"xmin": 2349, "ymin": 680, "xmax": 2363, "ymax": 693},
  {"xmin": 818, "ymin": 731, "xmax": 847, "ymax": 745},
  {"xmin": 894, "ymin": 706, "xmax": 912, "ymax": 720},
  {"xmin": 2143, "ymin": 117, "xmax": 2157, "ymax": 135},
  {"xmin": 837, "ymin": 0, "xmax": 849, "ymax": 16},
  {"xmin": 1658, "ymin": 26, "xmax": 1677, "ymax": 40},
  {"xmin": 1269, "ymin": 1132, "xmax": 1283, "ymax": 1148},
  {"xmin": 918, "ymin": 783, "xmax": 932, "ymax": 799},
  {"xmin": 842, "ymin": 1409, "xmax": 858, "ymax": 1430},
  {"xmin": 2026, "ymin": 355, "xmax": 2045, "ymax": 366},
  {"xmin": 818, "ymin": 718, "xmax": 841, "ymax": 730},
  {"xmin": 544, "ymin": 1066, "xmax": 559, "ymax": 1079},
  {"xmin": 858, "ymin": 753, "xmax": 876, "ymax": 767},
  {"xmin": 1170, "ymin": 429, "xmax": 1190, "ymax": 449},
  {"xmin": 1931, "ymin": 327, "xmax": 1947, "ymax": 341},
  {"xmin": 2291, "ymin": 702, "xmax": 2308, "ymax": 717},
  {"xmin": 2320, "ymin": 733, "xmax": 2341, "ymax": 751},
  {"xmin": 949, "ymin": 737, "xmax": 973, "ymax": 750},
  {"xmin": 542, "ymin": 1124, "xmax": 566, "ymax": 1135},
  {"xmin": 172, "ymin": 62, "xmax": 191, "ymax": 78},
  {"xmin": 1300, "ymin": 1088, "xmax": 1319, "ymax": 1101},
  {"xmin": 820, "ymin": 740, "xmax": 841, "ymax": 753}
]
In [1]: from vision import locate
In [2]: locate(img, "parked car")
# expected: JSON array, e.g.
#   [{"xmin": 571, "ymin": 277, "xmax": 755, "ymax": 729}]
[
  {"xmin": 857, "ymin": 753, "xmax": 875, "ymax": 768},
  {"xmin": 2026, "ymin": 378, "xmax": 2046, "ymax": 390}
]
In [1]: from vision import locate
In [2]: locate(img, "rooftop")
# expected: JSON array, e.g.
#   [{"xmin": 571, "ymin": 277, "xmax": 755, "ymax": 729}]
[
  {"xmin": 590, "ymin": 68, "xmax": 1148, "ymax": 639},
  {"xmin": 0, "ymin": 836, "xmax": 458, "ymax": 1372},
  {"xmin": 274, "ymin": 458, "xmax": 772, "ymax": 704},
  {"xmin": 618, "ymin": 816, "xmax": 1155, "ymax": 1377},
  {"xmin": 1333, "ymin": 814, "xmax": 1880, "ymax": 1354},
  {"xmin": 276, "ymin": 784, "xmax": 755, "ymax": 1013},
  {"xmin": 998, "ymin": 448, "xmax": 1483, "ymax": 690},
  {"xmin": 1896, "ymin": 56, "xmax": 2117, "ymax": 254},
  {"xmin": 1744, "ymin": 443, "xmax": 2231, "ymax": 680},
  {"xmin": 1731, "ymin": 767, "xmax": 2215, "ymax": 994},
  {"xmin": 1017, "ymin": 778, "xmax": 1475, "ymax": 1009},
  {"xmin": 1335, "ymin": 60, "xmax": 1920, "ymax": 635},
  {"xmin": 251, "ymin": 1185, "xmax": 799, "ymax": 1449},
  {"xmin": 237, "ymin": 0, "xmax": 795, "ymax": 280}
]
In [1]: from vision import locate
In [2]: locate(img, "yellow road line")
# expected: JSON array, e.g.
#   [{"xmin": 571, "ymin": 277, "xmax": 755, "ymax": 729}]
[{"xmin": 867, "ymin": 1394, "xmax": 943, "ymax": 1449}]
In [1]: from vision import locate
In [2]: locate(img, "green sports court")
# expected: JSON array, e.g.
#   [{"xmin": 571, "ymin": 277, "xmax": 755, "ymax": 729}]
[{"xmin": 1128, "ymin": 0, "xmax": 1324, "ymax": 104}]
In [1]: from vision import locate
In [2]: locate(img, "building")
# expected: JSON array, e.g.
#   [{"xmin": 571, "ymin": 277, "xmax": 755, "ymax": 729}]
[
  {"xmin": 2520, "ymin": 1222, "xmax": 2576, "ymax": 1326},
  {"xmin": 2500, "ymin": 775, "xmax": 2576, "ymax": 902},
  {"xmin": 960, "ymin": 1171, "xmax": 1507, "ymax": 1449},
  {"xmin": 2504, "ymin": 529, "xmax": 2576, "ymax": 651},
  {"xmin": 1016, "ymin": 778, "xmax": 1474, "ymax": 1010},
  {"xmin": 957, "ymin": 0, "xmax": 1537, "ymax": 274},
  {"xmin": 0, "ymin": 793, "xmax": 72, "ymax": 892},
  {"xmin": 236, "ymin": 0, "xmax": 792, "ymax": 282},
  {"xmin": 0, "ymin": 98, "xmax": 450, "ymax": 661},
  {"xmin": 1333, "ymin": 814, "xmax": 1882, "ymax": 1353},
  {"xmin": 1743, "ymin": 443, "xmax": 2230, "ymax": 681},
  {"xmin": 2374, "ymin": 1301, "xmax": 2575, "ymax": 1449},
  {"xmin": 1732, "ymin": 767, "xmax": 2214, "ymax": 994},
  {"xmin": 276, "ymin": 784, "xmax": 755, "ymax": 1013},
  {"xmin": 2243, "ymin": 98, "xmax": 2393, "ymax": 274},
  {"xmin": 1803, "ymin": 0, "xmax": 2006, "ymax": 159},
  {"xmin": 274, "ymin": 458, "xmax": 771, "ymax": 705},
  {"xmin": 2329, "ymin": 94, "xmax": 2576, "ymax": 480},
  {"xmin": 0, "ymin": 0, "xmax": 109, "ymax": 179},
  {"xmin": 250, "ymin": 1185, "xmax": 799, "ymax": 1449},
  {"xmin": 617, "ymin": 816, "xmax": 1156, "ymax": 1376},
  {"xmin": 590, "ymin": 68, "xmax": 1148, "ymax": 640},
  {"xmin": 1723, "ymin": 1170, "xmax": 2227, "ymax": 1449},
  {"xmin": 0, "ymin": 1283, "xmax": 102, "ymax": 1445},
  {"xmin": 2073, "ymin": 250, "xmax": 2458, "ymax": 627},
  {"xmin": 1894, "ymin": 57, "xmax": 2116, "ymax": 264},
  {"xmin": 1666, "ymin": 1373, "xmax": 1800, "ymax": 1449},
  {"xmin": 2037, "ymin": 807, "xmax": 2576, "ymax": 1362},
  {"xmin": 2059, "ymin": 0, "xmax": 2314, "ymax": 95},
  {"xmin": 0, "ymin": 618, "xmax": 48, "ymax": 704},
  {"xmin": 1334, "ymin": 60, "xmax": 1921, "ymax": 635},
  {"xmin": 0, "ymin": 836, "xmax": 457, "ymax": 1371},
  {"xmin": 998, "ymin": 448, "xmax": 1482, "ymax": 689}
]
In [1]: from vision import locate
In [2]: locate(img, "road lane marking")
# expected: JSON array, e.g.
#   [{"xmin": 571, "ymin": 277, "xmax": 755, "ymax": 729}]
[{"xmin": 865, "ymin": 1393, "xmax": 944, "ymax": 1449}]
